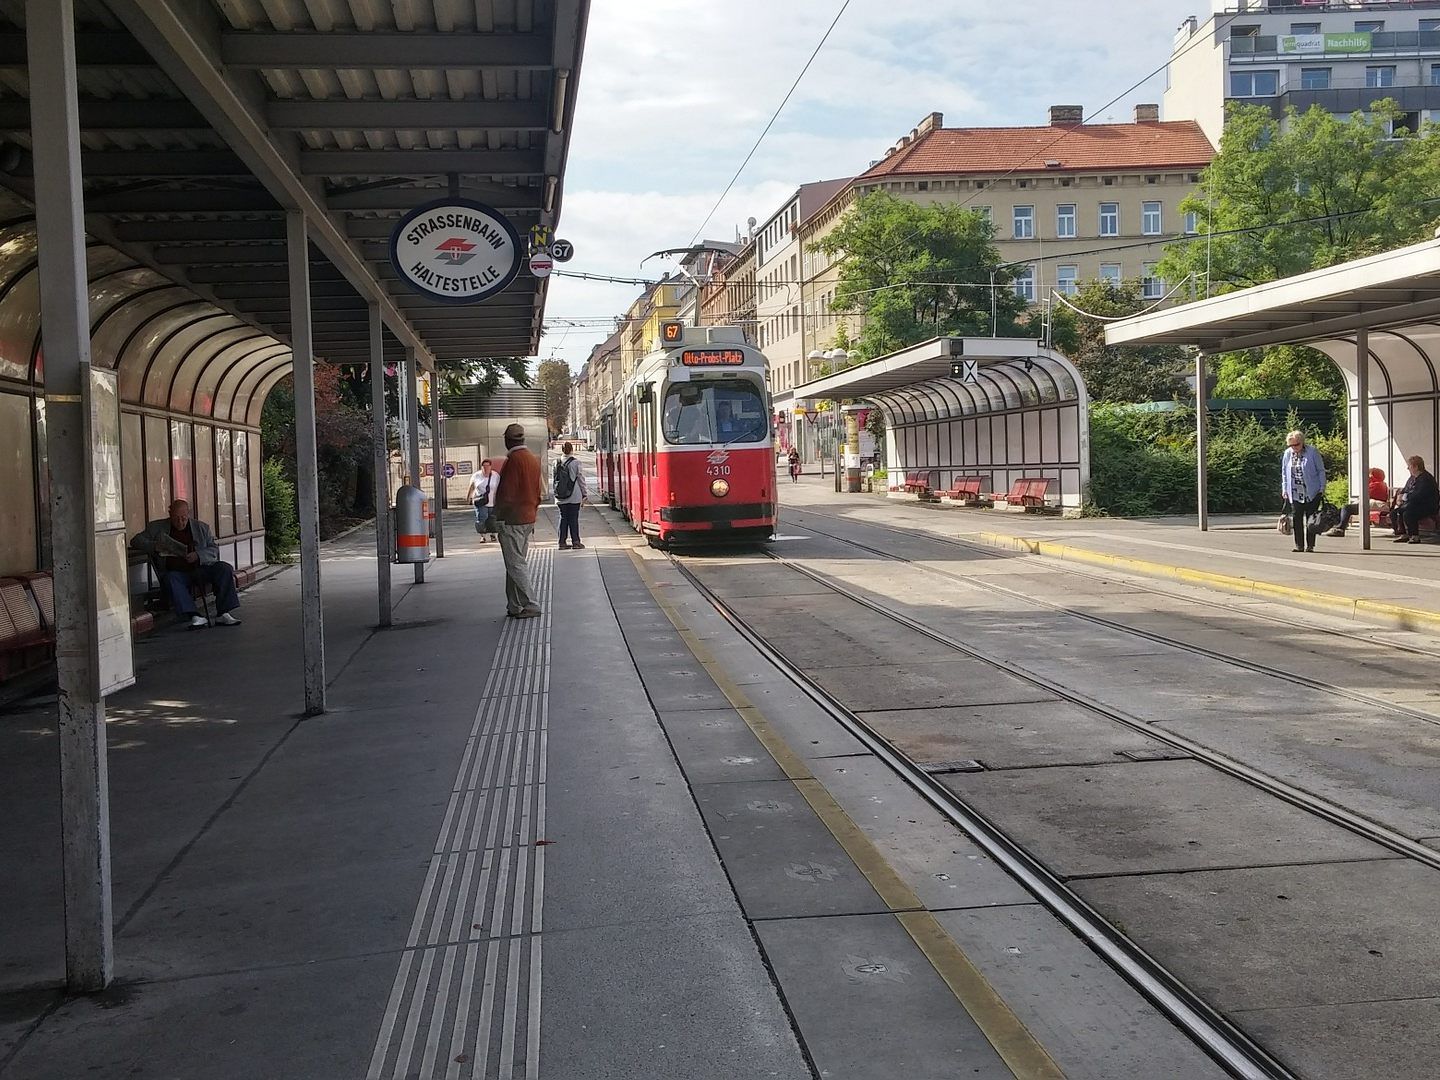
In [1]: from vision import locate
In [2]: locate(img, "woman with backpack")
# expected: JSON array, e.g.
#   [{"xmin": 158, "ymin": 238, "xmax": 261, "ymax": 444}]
[{"xmin": 554, "ymin": 441, "xmax": 588, "ymax": 550}]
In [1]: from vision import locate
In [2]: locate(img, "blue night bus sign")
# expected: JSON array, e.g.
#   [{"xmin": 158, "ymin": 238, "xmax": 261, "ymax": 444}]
[{"xmin": 389, "ymin": 198, "xmax": 522, "ymax": 304}]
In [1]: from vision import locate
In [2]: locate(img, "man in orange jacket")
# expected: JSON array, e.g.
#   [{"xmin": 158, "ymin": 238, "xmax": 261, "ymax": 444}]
[{"xmin": 492, "ymin": 422, "xmax": 543, "ymax": 618}]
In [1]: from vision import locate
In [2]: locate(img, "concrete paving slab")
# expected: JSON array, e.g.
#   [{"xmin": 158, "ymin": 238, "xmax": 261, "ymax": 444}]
[
  {"xmin": 941, "ymin": 759, "xmax": 1396, "ymax": 877},
  {"xmin": 542, "ymin": 915, "xmax": 809, "ymax": 1080},
  {"xmin": 857, "ymin": 699, "xmax": 1171, "ymax": 769},
  {"xmin": 658, "ymin": 708, "xmax": 790, "ymax": 784},
  {"xmin": 754, "ymin": 913, "xmax": 1013, "ymax": 1079},
  {"xmin": 1237, "ymin": 998, "xmax": 1440, "ymax": 1080},
  {"xmin": 1073, "ymin": 860, "xmax": 1440, "ymax": 1015},
  {"xmin": 680, "ymin": 562, "xmax": 837, "ymax": 598},
  {"xmin": 933, "ymin": 906, "xmax": 1228, "ymax": 1080},
  {"xmin": 805, "ymin": 659, "xmax": 1057, "ymax": 712},
  {"xmin": 693, "ymin": 780, "xmax": 889, "ymax": 919},
  {"xmin": 808, "ymin": 755, "xmax": 1035, "ymax": 910}
]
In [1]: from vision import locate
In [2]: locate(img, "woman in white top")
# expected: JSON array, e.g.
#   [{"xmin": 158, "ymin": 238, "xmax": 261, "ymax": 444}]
[{"xmin": 466, "ymin": 459, "xmax": 500, "ymax": 541}]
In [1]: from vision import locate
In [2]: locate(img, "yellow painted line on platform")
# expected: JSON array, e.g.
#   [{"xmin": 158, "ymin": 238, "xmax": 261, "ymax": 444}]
[
  {"xmin": 622, "ymin": 545, "xmax": 1066, "ymax": 1080},
  {"xmin": 971, "ymin": 530, "xmax": 1440, "ymax": 633}
]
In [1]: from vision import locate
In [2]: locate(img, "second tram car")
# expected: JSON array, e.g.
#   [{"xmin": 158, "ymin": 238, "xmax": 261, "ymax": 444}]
[{"xmin": 599, "ymin": 325, "xmax": 774, "ymax": 545}]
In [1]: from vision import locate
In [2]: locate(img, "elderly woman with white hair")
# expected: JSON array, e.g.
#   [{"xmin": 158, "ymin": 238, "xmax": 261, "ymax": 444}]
[{"xmin": 1280, "ymin": 430, "xmax": 1326, "ymax": 553}]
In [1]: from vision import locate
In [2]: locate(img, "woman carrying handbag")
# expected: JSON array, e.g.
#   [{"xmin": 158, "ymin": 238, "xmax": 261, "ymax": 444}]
[{"xmin": 1280, "ymin": 430, "xmax": 1326, "ymax": 553}]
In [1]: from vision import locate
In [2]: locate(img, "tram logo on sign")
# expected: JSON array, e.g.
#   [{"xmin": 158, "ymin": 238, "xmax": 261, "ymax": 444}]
[
  {"xmin": 389, "ymin": 198, "xmax": 522, "ymax": 305},
  {"xmin": 706, "ymin": 449, "xmax": 731, "ymax": 467},
  {"xmin": 434, "ymin": 237, "xmax": 478, "ymax": 266}
]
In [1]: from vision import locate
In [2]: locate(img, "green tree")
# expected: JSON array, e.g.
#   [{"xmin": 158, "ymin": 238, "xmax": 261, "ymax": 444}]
[
  {"xmin": 1049, "ymin": 282, "xmax": 1188, "ymax": 403},
  {"xmin": 813, "ymin": 191, "xmax": 1024, "ymax": 361},
  {"xmin": 537, "ymin": 358, "xmax": 572, "ymax": 435},
  {"xmin": 1211, "ymin": 345, "xmax": 1344, "ymax": 401}
]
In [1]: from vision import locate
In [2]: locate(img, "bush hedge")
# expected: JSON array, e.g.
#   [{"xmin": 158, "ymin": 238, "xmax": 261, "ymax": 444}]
[
  {"xmin": 1086, "ymin": 405, "xmax": 1348, "ymax": 517},
  {"xmin": 263, "ymin": 457, "xmax": 300, "ymax": 563}
]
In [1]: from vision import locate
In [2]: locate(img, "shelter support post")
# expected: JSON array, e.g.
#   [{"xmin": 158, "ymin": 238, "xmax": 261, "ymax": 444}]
[
  {"xmin": 405, "ymin": 347, "xmax": 424, "ymax": 583},
  {"xmin": 1357, "ymin": 329, "xmax": 1371, "ymax": 552},
  {"xmin": 28, "ymin": 0, "xmax": 113, "ymax": 991},
  {"xmin": 433, "ymin": 373, "xmax": 445, "ymax": 558},
  {"xmin": 1196, "ymin": 351, "xmax": 1209, "ymax": 532},
  {"xmin": 369, "ymin": 304, "xmax": 392, "ymax": 626},
  {"xmin": 288, "ymin": 211, "xmax": 326, "ymax": 715}
]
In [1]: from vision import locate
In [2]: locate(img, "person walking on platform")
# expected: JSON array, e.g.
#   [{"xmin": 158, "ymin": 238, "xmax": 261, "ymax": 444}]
[
  {"xmin": 1391, "ymin": 455, "xmax": 1439, "ymax": 544},
  {"xmin": 788, "ymin": 446, "xmax": 801, "ymax": 483},
  {"xmin": 466, "ymin": 458, "xmax": 500, "ymax": 541},
  {"xmin": 493, "ymin": 423, "xmax": 542, "ymax": 618},
  {"xmin": 554, "ymin": 441, "xmax": 588, "ymax": 550},
  {"xmin": 1280, "ymin": 429, "xmax": 1325, "ymax": 553}
]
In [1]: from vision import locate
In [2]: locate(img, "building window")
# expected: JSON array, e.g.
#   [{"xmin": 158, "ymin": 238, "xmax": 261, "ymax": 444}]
[
  {"xmin": 1184, "ymin": 210, "xmax": 1199, "ymax": 235},
  {"xmin": 1290, "ymin": 22, "xmax": 1320, "ymax": 35},
  {"xmin": 1300, "ymin": 67, "xmax": 1331, "ymax": 90},
  {"xmin": 1012, "ymin": 265, "xmax": 1036, "ymax": 302},
  {"xmin": 1422, "ymin": 19, "xmax": 1440, "ymax": 33},
  {"xmin": 975, "ymin": 206, "xmax": 992, "ymax": 223},
  {"xmin": 917, "ymin": 180, "xmax": 929, "ymax": 191},
  {"xmin": 1013, "ymin": 205, "xmax": 1034, "ymax": 239},
  {"xmin": 1366, "ymin": 66, "xmax": 1396, "ymax": 88},
  {"xmin": 1230, "ymin": 70, "xmax": 1279, "ymax": 97},
  {"xmin": 1355, "ymin": 20, "xmax": 1383, "ymax": 33},
  {"xmin": 1142, "ymin": 201, "xmax": 1162, "ymax": 236},
  {"xmin": 1432, "ymin": 64, "xmax": 1440, "ymax": 86},
  {"xmin": 1142, "ymin": 262, "xmax": 1164, "ymax": 300},
  {"xmin": 1099, "ymin": 263, "xmax": 1122, "ymax": 287},
  {"xmin": 1056, "ymin": 204, "xmax": 1076, "ymax": 238},
  {"xmin": 1099, "ymin": 202, "xmax": 1119, "ymax": 237},
  {"xmin": 1056, "ymin": 265, "xmax": 1078, "ymax": 296}
]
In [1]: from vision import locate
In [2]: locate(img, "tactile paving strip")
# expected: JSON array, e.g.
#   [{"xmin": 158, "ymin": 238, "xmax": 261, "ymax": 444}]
[{"xmin": 367, "ymin": 549, "xmax": 552, "ymax": 1080}]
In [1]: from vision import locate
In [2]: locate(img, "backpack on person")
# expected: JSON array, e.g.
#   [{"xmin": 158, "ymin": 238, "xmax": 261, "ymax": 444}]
[{"xmin": 553, "ymin": 457, "xmax": 576, "ymax": 500}]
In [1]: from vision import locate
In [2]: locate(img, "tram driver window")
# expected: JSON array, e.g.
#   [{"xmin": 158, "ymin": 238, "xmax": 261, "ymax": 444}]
[{"xmin": 663, "ymin": 381, "xmax": 767, "ymax": 445}]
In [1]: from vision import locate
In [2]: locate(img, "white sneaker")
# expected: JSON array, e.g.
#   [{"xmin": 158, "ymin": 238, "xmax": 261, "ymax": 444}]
[
  {"xmin": 217, "ymin": 612, "xmax": 241, "ymax": 626},
  {"xmin": 189, "ymin": 614, "xmax": 208, "ymax": 629}
]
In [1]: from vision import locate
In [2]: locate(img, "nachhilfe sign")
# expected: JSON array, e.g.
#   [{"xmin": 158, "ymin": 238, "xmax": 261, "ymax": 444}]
[{"xmin": 389, "ymin": 198, "xmax": 521, "ymax": 304}]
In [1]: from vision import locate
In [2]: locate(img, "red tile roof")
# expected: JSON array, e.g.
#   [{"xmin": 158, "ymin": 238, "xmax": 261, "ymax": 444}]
[{"xmin": 860, "ymin": 121, "xmax": 1214, "ymax": 179}]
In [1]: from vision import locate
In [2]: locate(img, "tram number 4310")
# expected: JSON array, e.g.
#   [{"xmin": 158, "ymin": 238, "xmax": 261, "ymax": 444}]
[{"xmin": 706, "ymin": 465, "xmax": 731, "ymax": 477}]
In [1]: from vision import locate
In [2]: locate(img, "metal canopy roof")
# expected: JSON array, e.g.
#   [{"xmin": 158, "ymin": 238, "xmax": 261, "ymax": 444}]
[
  {"xmin": 1105, "ymin": 237, "xmax": 1440, "ymax": 355},
  {"xmin": 0, "ymin": 0, "xmax": 589, "ymax": 367},
  {"xmin": 793, "ymin": 336, "xmax": 1061, "ymax": 404}
]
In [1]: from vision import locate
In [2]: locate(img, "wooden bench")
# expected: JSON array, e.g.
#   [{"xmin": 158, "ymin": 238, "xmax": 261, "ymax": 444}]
[
  {"xmin": 987, "ymin": 477, "xmax": 1056, "ymax": 512},
  {"xmin": 941, "ymin": 476, "xmax": 989, "ymax": 506}
]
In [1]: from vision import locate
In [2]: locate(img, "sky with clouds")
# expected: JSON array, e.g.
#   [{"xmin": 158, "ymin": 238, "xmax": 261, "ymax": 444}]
[{"xmin": 539, "ymin": 0, "xmax": 1207, "ymax": 370}]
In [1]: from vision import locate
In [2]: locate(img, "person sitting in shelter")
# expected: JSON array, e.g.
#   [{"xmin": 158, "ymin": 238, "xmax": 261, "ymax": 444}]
[
  {"xmin": 1391, "ymin": 455, "xmax": 1439, "ymax": 545},
  {"xmin": 1325, "ymin": 467, "xmax": 1389, "ymax": 538},
  {"xmin": 132, "ymin": 499, "xmax": 242, "ymax": 628}
]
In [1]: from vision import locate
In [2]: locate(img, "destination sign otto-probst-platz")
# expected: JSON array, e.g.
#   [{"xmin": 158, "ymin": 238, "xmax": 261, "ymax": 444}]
[{"xmin": 389, "ymin": 198, "xmax": 523, "ymax": 304}]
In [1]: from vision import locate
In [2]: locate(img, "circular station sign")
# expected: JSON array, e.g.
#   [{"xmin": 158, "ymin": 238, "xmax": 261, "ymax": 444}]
[
  {"xmin": 389, "ymin": 198, "xmax": 521, "ymax": 305},
  {"xmin": 529, "ymin": 252, "xmax": 554, "ymax": 278}
]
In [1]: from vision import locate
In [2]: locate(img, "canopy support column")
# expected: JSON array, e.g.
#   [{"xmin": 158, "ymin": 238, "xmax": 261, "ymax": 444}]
[
  {"xmin": 369, "ymin": 304, "xmax": 392, "ymax": 626},
  {"xmin": 404, "ymin": 347, "xmax": 424, "ymax": 584},
  {"xmin": 28, "ymin": 0, "xmax": 113, "ymax": 991},
  {"xmin": 1195, "ymin": 351, "xmax": 1209, "ymax": 532},
  {"xmin": 433, "ymin": 372, "xmax": 446, "ymax": 559},
  {"xmin": 288, "ymin": 211, "xmax": 326, "ymax": 715},
  {"xmin": 1357, "ymin": 329, "xmax": 1371, "ymax": 552}
]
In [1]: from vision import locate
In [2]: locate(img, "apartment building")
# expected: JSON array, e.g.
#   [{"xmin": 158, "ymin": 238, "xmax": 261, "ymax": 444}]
[
  {"xmin": 1166, "ymin": 0, "xmax": 1440, "ymax": 146},
  {"xmin": 699, "ymin": 238, "xmax": 757, "ymax": 332},
  {"xmin": 620, "ymin": 279, "xmax": 683, "ymax": 379},
  {"xmin": 581, "ymin": 329, "xmax": 621, "ymax": 425}
]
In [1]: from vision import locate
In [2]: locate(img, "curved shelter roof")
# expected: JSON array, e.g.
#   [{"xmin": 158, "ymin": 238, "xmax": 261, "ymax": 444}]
[{"xmin": 0, "ymin": 0, "xmax": 591, "ymax": 364}]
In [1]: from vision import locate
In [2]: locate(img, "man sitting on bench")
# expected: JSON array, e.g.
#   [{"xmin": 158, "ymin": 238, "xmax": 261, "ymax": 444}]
[{"xmin": 132, "ymin": 499, "xmax": 242, "ymax": 628}]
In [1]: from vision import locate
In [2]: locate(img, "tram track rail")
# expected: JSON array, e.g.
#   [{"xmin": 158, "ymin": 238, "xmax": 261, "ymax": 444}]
[
  {"xmin": 664, "ymin": 548, "xmax": 1301, "ymax": 1080},
  {"xmin": 780, "ymin": 507, "xmax": 1440, "ymax": 730}
]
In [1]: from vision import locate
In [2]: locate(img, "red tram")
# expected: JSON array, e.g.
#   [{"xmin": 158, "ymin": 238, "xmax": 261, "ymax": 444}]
[{"xmin": 597, "ymin": 324, "xmax": 775, "ymax": 545}]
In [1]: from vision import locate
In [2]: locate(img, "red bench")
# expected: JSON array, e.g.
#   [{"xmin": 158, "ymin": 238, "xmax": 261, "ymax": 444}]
[
  {"xmin": 890, "ymin": 469, "xmax": 939, "ymax": 499},
  {"xmin": 0, "ymin": 575, "xmax": 53, "ymax": 681},
  {"xmin": 941, "ymin": 476, "xmax": 989, "ymax": 506},
  {"xmin": 986, "ymin": 477, "xmax": 1056, "ymax": 511}
]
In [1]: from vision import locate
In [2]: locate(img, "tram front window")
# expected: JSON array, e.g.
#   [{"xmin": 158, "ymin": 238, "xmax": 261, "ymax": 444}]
[{"xmin": 663, "ymin": 381, "xmax": 767, "ymax": 445}]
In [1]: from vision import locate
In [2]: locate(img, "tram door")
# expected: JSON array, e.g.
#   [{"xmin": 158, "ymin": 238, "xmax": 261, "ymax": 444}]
[{"xmin": 638, "ymin": 382, "xmax": 656, "ymax": 528}]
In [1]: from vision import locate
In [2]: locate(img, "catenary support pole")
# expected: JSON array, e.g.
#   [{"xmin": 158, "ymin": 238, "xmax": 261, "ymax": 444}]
[
  {"xmin": 1196, "ymin": 351, "xmax": 1209, "ymax": 532},
  {"xmin": 1357, "ymin": 329, "xmax": 1371, "ymax": 552},
  {"xmin": 369, "ymin": 304, "xmax": 392, "ymax": 625},
  {"xmin": 28, "ymin": 0, "xmax": 113, "ymax": 991},
  {"xmin": 405, "ymin": 347, "xmax": 424, "ymax": 583},
  {"xmin": 433, "ymin": 372, "xmax": 446, "ymax": 558},
  {"xmin": 288, "ymin": 211, "xmax": 326, "ymax": 714}
]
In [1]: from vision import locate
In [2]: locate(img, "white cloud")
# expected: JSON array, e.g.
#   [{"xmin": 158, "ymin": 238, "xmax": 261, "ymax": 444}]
[{"xmin": 542, "ymin": 1, "xmax": 1203, "ymax": 368}]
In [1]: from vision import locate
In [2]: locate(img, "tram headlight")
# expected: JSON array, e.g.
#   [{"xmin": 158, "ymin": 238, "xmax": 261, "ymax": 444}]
[{"xmin": 710, "ymin": 478, "xmax": 730, "ymax": 498}]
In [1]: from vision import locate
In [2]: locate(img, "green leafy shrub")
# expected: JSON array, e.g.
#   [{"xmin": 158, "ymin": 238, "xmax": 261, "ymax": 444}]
[{"xmin": 263, "ymin": 457, "xmax": 299, "ymax": 563}]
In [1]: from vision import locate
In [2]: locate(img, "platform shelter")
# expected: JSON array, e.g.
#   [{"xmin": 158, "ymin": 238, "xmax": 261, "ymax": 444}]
[
  {"xmin": 791, "ymin": 336, "xmax": 1092, "ymax": 510},
  {"xmin": 1108, "ymin": 237, "xmax": 1440, "ymax": 549},
  {"xmin": 1, "ymin": 0, "xmax": 589, "ymax": 994}
]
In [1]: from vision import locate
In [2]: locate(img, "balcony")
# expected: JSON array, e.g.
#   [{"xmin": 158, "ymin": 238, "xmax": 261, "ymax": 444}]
[{"xmin": 1231, "ymin": 30, "xmax": 1440, "ymax": 57}]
